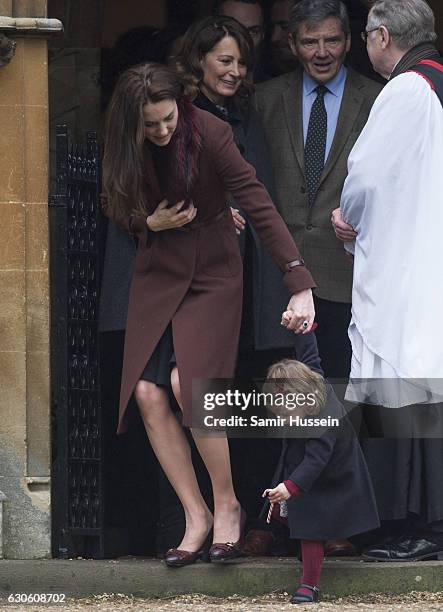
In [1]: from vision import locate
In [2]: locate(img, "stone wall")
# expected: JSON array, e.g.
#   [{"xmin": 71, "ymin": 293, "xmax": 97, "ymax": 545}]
[{"xmin": 0, "ymin": 35, "xmax": 51, "ymax": 559}]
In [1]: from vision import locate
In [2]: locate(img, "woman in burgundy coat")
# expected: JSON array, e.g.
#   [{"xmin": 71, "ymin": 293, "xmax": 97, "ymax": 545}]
[{"xmin": 102, "ymin": 62, "xmax": 315, "ymax": 566}]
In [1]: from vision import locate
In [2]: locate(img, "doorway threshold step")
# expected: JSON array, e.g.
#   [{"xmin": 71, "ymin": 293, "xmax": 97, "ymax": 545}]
[{"xmin": 0, "ymin": 557, "xmax": 442, "ymax": 599}]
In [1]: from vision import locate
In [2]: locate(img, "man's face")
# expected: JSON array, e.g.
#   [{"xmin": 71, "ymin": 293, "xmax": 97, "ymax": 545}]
[
  {"xmin": 219, "ymin": 1, "xmax": 264, "ymax": 48},
  {"xmin": 270, "ymin": 0, "xmax": 298, "ymax": 72},
  {"xmin": 289, "ymin": 16, "xmax": 351, "ymax": 84},
  {"xmin": 270, "ymin": 0, "xmax": 290, "ymax": 44}
]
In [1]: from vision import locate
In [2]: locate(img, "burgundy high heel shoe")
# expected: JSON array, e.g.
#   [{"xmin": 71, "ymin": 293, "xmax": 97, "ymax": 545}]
[
  {"xmin": 209, "ymin": 508, "xmax": 246, "ymax": 563},
  {"xmin": 165, "ymin": 530, "xmax": 212, "ymax": 568}
]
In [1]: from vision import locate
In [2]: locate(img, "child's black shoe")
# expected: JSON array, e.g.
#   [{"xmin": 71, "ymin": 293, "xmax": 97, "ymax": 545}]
[{"xmin": 290, "ymin": 583, "xmax": 320, "ymax": 604}]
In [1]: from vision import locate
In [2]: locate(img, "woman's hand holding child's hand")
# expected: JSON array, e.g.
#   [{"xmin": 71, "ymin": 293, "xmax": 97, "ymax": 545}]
[
  {"xmin": 146, "ymin": 199, "xmax": 197, "ymax": 231},
  {"xmin": 263, "ymin": 483, "xmax": 291, "ymax": 503}
]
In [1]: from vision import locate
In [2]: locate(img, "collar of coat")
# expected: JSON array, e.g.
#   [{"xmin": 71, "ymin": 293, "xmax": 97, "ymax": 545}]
[{"xmin": 390, "ymin": 43, "xmax": 439, "ymax": 80}]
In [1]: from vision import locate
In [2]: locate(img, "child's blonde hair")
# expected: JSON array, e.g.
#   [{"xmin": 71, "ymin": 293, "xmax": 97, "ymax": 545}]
[{"xmin": 265, "ymin": 359, "xmax": 327, "ymax": 417}]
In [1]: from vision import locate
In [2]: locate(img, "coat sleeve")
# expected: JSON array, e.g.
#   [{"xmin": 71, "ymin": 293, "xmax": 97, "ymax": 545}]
[
  {"xmin": 204, "ymin": 114, "xmax": 316, "ymax": 295},
  {"xmin": 100, "ymin": 193, "xmax": 148, "ymax": 239},
  {"xmin": 294, "ymin": 332, "xmax": 324, "ymax": 375},
  {"xmin": 288, "ymin": 436, "xmax": 336, "ymax": 492}
]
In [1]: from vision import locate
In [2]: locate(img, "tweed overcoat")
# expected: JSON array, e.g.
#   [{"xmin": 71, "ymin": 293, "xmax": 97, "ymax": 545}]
[
  {"xmin": 253, "ymin": 67, "xmax": 383, "ymax": 303},
  {"xmin": 104, "ymin": 108, "xmax": 316, "ymax": 433},
  {"xmin": 264, "ymin": 333, "xmax": 380, "ymax": 540}
]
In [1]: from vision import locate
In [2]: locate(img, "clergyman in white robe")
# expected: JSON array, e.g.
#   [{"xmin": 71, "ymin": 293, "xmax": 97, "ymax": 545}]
[{"xmin": 340, "ymin": 70, "xmax": 443, "ymax": 408}]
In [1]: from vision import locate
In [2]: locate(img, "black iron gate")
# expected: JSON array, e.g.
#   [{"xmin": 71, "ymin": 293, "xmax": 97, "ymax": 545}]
[{"xmin": 50, "ymin": 126, "xmax": 105, "ymax": 558}]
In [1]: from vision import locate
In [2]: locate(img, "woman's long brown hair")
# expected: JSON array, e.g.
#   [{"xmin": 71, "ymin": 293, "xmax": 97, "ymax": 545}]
[{"xmin": 102, "ymin": 62, "xmax": 188, "ymax": 221}]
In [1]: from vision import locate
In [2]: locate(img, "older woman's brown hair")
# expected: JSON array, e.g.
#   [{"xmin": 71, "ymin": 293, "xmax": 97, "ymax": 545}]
[{"xmin": 174, "ymin": 15, "xmax": 255, "ymax": 100}]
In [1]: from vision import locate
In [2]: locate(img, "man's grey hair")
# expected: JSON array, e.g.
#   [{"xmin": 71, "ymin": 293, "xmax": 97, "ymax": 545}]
[
  {"xmin": 368, "ymin": 0, "xmax": 437, "ymax": 50},
  {"xmin": 289, "ymin": 0, "xmax": 350, "ymax": 39}
]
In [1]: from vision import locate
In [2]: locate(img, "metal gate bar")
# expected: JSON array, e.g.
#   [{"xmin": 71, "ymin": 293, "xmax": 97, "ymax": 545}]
[{"xmin": 50, "ymin": 126, "xmax": 104, "ymax": 558}]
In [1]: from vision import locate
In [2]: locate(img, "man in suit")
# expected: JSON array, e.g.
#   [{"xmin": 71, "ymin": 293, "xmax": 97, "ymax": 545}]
[{"xmin": 253, "ymin": 0, "xmax": 382, "ymax": 384}]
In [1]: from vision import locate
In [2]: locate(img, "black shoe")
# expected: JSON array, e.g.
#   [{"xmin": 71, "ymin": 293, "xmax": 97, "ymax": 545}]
[
  {"xmin": 363, "ymin": 533, "xmax": 443, "ymax": 562},
  {"xmin": 290, "ymin": 584, "xmax": 320, "ymax": 604}
]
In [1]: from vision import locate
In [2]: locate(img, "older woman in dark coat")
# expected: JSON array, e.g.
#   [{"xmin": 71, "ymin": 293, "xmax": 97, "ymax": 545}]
[
  {"xmin": 102, "ymin": 62, "xmax": 315, "ymax": 567},
  {"xmin": 175, "ymin": 15, "xmax": 295, "ymax": 353}
]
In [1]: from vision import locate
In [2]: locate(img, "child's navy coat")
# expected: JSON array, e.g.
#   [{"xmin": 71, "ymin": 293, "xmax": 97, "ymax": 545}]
[{"xmin": 268, "ymin": 332, "xmax": 380, "ymax": 540}]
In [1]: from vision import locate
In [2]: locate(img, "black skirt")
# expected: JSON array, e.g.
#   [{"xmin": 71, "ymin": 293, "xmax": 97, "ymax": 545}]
[{"xmin": 139, "ymin": 324, "xmax": 175, "ymax": 387}]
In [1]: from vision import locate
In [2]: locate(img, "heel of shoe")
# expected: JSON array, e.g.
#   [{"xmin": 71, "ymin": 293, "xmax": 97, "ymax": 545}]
[
  {"xmin": 199, "ymin": 529, "xmax": 213, "ymax": 563},
  {"xmin": 209, "ymin": 507, "xmax": 246, "ymax": 563},
  {"xmin": 198, "ymin": 547, "xmax": 211, "ymax": 563}
]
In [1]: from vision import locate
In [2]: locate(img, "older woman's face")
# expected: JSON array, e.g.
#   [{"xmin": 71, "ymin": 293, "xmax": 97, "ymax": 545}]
[
  {"xmin": 199, "ymin": 36, "xmax": 247, "ymax": 105},
  {"xmin": 143, "ymin": 99, "xmax": 178, "ymax": 146}
]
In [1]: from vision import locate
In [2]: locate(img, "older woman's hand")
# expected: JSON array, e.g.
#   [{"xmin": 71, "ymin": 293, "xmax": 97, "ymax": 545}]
[
  {"xmin": 331, "ymin": 207, "xmax": 357, "ymax": 242},
  {"xmin": 283, "ymin": 289, "xmax": 315, "ymax": 334},
  {"xmin": 230, "ymin": 207, "xmax": 245, "ymax": 234},
  {"xmin": 146, "ymin": 199, "xmax": 197, "ymax": 231}
]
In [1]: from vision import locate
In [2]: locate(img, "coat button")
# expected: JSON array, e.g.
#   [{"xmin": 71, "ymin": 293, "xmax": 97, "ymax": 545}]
[
  {"xmin": 306, "ymin": 224, "xmax": 313, "ymax": 231},
  {"xmin": 300, "ymin": 186, "xmax": 307, "ymax": 193}
]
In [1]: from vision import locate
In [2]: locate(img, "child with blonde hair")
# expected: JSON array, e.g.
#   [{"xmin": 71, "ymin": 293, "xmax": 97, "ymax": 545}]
[{"xmin": 263, "ymin": 329, "xmax": 379, "ymax": 604}]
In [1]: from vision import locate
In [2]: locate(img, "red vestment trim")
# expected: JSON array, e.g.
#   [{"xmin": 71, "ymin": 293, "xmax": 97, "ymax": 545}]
[
  {"xmin": 418, "ymin": 59, "xmax": 443, "ymax": 73},
  {"xmin": 406, "ymin": 70, "xmax": 436, "ymax": 90}
]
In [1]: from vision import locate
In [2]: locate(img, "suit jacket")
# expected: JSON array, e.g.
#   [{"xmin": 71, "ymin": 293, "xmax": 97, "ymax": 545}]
[{"xmin": 253, "ymin": 67, "xmax": 383, "ymax": 303}]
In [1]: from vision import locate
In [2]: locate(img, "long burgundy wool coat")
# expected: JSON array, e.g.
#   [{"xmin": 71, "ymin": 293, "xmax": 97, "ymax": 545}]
[{"xmin": 104, "ymin": 107, "xmax": 315, "ymax": 433}]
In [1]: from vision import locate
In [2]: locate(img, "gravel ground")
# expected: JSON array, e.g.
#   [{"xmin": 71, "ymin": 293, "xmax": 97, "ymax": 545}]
[{"xmin": 2, "ymin": 592, "xmax": 443, "ymax": 611}]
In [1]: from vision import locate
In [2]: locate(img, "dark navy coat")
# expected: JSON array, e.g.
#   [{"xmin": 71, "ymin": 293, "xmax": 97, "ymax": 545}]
[{"xmin": 267, "ymin": 333, "xmax": 380, "ymax": 540}]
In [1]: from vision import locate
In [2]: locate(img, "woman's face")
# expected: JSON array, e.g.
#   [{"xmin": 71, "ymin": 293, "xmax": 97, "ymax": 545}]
[
  {"xmin": 199, "ymin": 35, "xmax": 247, "ymax": 105},
  {"xmin": 143, "ymin": 99, "xmax": 178, "ymax": 146}
]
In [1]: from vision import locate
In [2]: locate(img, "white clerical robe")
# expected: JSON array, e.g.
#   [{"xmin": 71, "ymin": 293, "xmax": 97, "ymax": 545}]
[{"xmin": 341, "ymin": 71, "xmax": 443, "ymax": 407}]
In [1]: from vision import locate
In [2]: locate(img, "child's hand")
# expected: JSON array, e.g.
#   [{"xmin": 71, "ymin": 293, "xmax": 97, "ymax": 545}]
[
  {"xmin": 281, "ymin": 310, "xmax": 293, "ymax": 327},
  {"xmin": 262, "ymin": 483, "xmax": 291, "ymax": 503}
]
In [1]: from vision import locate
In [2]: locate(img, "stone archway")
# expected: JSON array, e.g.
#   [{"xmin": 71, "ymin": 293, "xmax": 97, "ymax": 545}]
[{"xmin": 0, "ymin": 1, "xmax": 61, "ymax": 559}]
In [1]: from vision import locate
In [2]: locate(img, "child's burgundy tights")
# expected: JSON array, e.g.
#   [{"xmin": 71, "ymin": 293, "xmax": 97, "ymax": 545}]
[{"xmin": 297, "ymin": 540, "xmax": 324, "ymax": 596}]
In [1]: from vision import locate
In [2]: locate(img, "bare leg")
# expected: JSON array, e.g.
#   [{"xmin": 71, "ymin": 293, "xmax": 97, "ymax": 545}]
[
  {"xmin": 171, "ymin": 368, "xmax": 242, "ymax": 544},
  {"xmin": 135, "ymin": 380, "xmax": 213, "ymax": 551}
]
